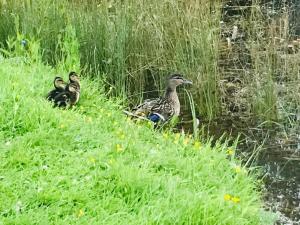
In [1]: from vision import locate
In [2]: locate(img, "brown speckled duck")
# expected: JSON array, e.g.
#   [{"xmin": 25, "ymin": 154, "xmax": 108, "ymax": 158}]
[{"xmin": 132, "ymin": 74, "xmax": 192, "ymax": 123}]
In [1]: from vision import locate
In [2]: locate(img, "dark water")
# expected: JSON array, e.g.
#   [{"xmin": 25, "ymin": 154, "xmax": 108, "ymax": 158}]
[{"xmin": 179, "ymin": 115, "xmax": 300, "ymax": 224}]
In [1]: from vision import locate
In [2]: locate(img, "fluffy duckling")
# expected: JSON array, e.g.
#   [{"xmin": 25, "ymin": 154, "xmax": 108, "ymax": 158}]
[
  {"xmin": 53, "ymin": 82, "xmax": 80, "ymax": 107},
  {"xmin": 53, "ymin": 72, "xmax": 80, "ymax": 107},
  {"xmin": 132, "ymin": 74, "xmax": 193, "ymax": 123},
  {"xmin": 46, "ymin": 76, "xmax": 67, "ymax": 101}
]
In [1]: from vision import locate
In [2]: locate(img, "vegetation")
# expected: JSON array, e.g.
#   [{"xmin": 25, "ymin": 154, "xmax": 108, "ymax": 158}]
[
  {"xmin": 0, "ymin": 0, "xmax": 299, "ymax": 126},
  {"xmin": 0, "ymin": 42, "xmax": 276, "ymax": 224},
  {"xmin": 0, "ymin": 1, "xmax": 298, "ymax": 223}
]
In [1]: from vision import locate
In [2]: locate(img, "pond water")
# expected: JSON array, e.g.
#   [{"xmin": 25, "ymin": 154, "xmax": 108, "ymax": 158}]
[{"xmin": 179, "ymin": 115, "xmax": 300, "ymax": 224}]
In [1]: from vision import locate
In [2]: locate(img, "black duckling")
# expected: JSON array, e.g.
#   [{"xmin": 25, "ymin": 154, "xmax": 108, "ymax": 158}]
[
  {"xmin": 53, "ymin": 81, "xmax": 80, "ymax": 107},
  {"xmin": 132, "ymin": 74, "xmax": 192, "ymax": 123},
  {"xmin": 46, "ymin": 76, "xmax": 67, "ymax": 101}
]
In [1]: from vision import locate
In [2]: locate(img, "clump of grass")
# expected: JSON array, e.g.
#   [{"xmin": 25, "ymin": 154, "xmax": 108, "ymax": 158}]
[{"xmin": 0, "ymin": 50, "xmax": 276, "ymax": 223}]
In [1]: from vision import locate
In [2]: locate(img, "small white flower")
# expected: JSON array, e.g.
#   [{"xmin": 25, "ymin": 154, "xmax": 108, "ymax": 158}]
[
  {"xmin": 15, "ymin": 201, "xmax": 22, "ymax": 213},
  {"xmin": 41, "ymin": 165, "xmax": 48, "ymax": 170}
]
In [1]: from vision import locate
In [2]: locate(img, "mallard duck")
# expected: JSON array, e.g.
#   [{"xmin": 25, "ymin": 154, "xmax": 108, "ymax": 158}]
[
  {"xmin": 46, "ymin": 76, "xmax": 67, "ymax": 101},
  {"xmin": 131, "ymin": 74, "xmax": 192, "ymax": 123}
]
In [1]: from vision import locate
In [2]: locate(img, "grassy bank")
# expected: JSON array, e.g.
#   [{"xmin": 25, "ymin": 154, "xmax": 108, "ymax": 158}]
[{"xmin": 0, "ymin": 54, "xmax": 275, "ymax": 224}]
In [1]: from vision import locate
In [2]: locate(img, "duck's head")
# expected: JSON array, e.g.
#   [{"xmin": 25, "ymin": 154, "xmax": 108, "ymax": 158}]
[
  {"xmin": 54, "ymin": 77, "xmax": 66, "ymax": 89},
  {"xmin": 67, "ymin": 82, "xmax": 80, "ymax": 93},
  {"xmin": 69, "ymin": 72, "xmax": 80, "ymax": 83},
  {"xmin": 167, "ymin": 74, "xmax": 193, "ymax": 89}
]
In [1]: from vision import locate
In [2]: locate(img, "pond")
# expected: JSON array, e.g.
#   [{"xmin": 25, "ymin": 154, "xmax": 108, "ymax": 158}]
[{"xmin": 179, "ymin": 115, "xmax": 300, "ymax": 224}]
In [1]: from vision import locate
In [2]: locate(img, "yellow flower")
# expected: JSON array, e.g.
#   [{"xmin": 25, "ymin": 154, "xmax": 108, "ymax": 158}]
[
  {"xmin": 194, "ymin": 141, "xmax": 201, "ymax": 149},
  {"xmin": 77, "ymin": 209, "xmax": 84, "ymax": 217},
  {"xmin": 231, "ymin": 196, "xmax": 240, "ymax": 203},
  {"xmin": 107, "ymin": 112, "xmax": 112, "ymax": 117},
  {"xmin": 116, "ymin": 144, "xmax": 123, "ymax": 152},
  {"xmin": 163, "ymin": 133, "xmax": 169, "ymax": 139},
  {"xmin": 224, "ymin": 194, "xmax": 231, "ymax": 201},
  {"xmin": 89, "ymin": 157, "xmax": 96, "ymax": 163},
  {"xmin": 234, "ymin": 166, "xmax": 241, "ymax": 173},
  {"xmin": 226, "ymin": 149, "xmax": 234, "ymax": 155},
  {"xmin": 183, "ymin": 138, "xmax": 189, "ymax": 146},
  {"xmin": 60, "ymin": 124, "xmax": 65, "ymax": 129},
  {"xmin": 86, "ymin": 117, "xmax": 92, "ymax": 123}
]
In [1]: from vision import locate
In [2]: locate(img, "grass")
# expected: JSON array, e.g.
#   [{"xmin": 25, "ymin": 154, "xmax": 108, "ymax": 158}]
[{"xmin": 0, "ymin": 53, "xmax": 276, "ymax": 224}]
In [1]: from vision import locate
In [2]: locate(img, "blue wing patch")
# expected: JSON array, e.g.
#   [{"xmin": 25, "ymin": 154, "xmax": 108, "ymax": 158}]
[{"xmin": 148, "ymin": 113, "xmax": 165, "ymax": 123}]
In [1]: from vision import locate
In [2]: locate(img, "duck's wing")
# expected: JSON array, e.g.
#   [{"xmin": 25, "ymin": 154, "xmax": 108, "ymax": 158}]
[
  {"xmin": 149, "ymin": 98, "xmax": 175, "ymax": 122},
  {"xmin": 132, "ymin": 98, "xmax": 161, "ymax": 116},
  {"xmin": 46, "ymin": 89, "xmax": 61, "ymax": 101},
  {"xmin": 53, "ymin": 91, "xmax": 69, "ymax": 107}
]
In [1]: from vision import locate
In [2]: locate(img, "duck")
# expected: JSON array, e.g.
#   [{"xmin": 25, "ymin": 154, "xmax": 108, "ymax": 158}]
[
  {"xmin": 46, "ymin": 76, "xmax": 67, "ymax": 101},
  {"xmin": 131, "ymin": 74, "xmax": 192, "ymax": 123},
  {"xmin": 51, "ymin": 72, "xmax": 81, "ymax": 107},
  {"xmin": 53, "ymin": 81, "xmax": 80, "ymax": 107}
]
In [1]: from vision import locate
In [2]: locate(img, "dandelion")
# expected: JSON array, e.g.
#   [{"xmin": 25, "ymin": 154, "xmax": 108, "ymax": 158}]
[
  {"xmin": 226, "ymin": 149, "xmax": 234, "ymax": 155},
  {"xmin": 194, "ymin": 141, "xmax": 201, "ymax": 149},
  {"xmin": 77, "ymin": 209, "xmax": 84, "ymax": 217},
  {"xmin": 224, "ymin": 194, "xmax": 232, "ymax": 201},
  {"xmin": 60, "ymin": 124, "xmax": 65, "ymax": 129},
  {"xmin": 234, "ymin": 166, "xmax": 241, "ymax": 173},
  {"xmin": 116, "ymin": 144, "xmax": 123, "ymax": 152},
  {"xmin": 183, "ymin": 138, "xmax": 189, "ymax": 146},
  {"xmin": 231, "ymin": 196, "xmax": 240, "ymax": 203},
  {"xmin": 163, "ymin": 133, "xmax": 169, "ymax": 139},
  {"xmin": 89, "ymin": 157, "xmax": 96, "ymax": 163}
]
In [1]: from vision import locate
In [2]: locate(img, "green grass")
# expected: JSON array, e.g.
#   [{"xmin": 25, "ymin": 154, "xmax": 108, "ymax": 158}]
[{"xmin": 0, "ymin": 55, "xmax": 276, "ymax": 224}]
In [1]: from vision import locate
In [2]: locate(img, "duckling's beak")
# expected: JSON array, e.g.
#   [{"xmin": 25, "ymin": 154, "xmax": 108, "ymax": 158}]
[{"xmin": 183, "ymin": 79, "xmax": 193, "ymax": 85}]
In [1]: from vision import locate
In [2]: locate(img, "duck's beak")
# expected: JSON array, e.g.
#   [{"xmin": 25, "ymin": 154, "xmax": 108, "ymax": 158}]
[{"xmin": 183, "ymin": 79, "xmax": 193, "ymax": 85}]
